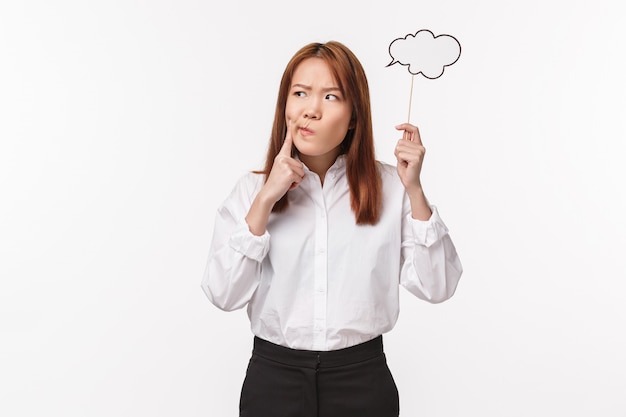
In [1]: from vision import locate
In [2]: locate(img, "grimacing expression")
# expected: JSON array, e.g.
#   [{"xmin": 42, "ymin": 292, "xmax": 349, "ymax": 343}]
[{"xmin": 285, "ymin": 57, "xmax": 352, "ymax": 161}]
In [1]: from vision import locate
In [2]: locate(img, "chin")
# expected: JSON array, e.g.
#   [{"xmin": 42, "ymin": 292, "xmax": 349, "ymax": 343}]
[
  {"xmin": 294, "ymin": 144, "xmax": 318, "ymax": 156},
  {"xmin": 298, "ymin": 149, "xmax": 329, "ymax": 158}
]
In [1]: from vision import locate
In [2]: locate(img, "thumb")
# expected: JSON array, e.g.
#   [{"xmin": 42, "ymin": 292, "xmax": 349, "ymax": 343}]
[{"xmin": 279, "ymin": 121, "xmax": 294, "ymax": 156}]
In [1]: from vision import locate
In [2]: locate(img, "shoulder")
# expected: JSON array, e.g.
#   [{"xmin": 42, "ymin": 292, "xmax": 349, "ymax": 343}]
[
  {"xmin": 236, "ymin": 170, "xmax": 265, "ymax": 188},
  {"xmin": 376, "ymin": 160, "xmax": 399, "ymax": 182},
  {"xmin": 224, "ymin": 171, "xmax": 265, "ymax": 205},
  {"xmin": 377, "ymin": 160, "xmax": 395, "ymax": 173},
  {"xmin": 376, "ymin": 160, "xmax": 407, "ymax": 198}
]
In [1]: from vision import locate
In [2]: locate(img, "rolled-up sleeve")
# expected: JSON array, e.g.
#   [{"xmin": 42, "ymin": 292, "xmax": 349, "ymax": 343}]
[
  {"xmin": 201, "ymin": 174, "xmax": 270, "ymax": 311},
  {"xmin": 400, "ymin": 205, "xmax": 463, "ymax": 303}
]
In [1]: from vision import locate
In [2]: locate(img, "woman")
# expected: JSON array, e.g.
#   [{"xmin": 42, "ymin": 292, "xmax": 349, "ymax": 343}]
[{"xmin": 202, "ymin": 40, "xmax": 463, "ymax": 417}]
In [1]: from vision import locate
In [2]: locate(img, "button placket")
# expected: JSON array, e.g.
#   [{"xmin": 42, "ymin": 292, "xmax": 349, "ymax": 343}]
[{"xmin": 312, "ymin": 188, "xmax": 328, "ymax": 350}]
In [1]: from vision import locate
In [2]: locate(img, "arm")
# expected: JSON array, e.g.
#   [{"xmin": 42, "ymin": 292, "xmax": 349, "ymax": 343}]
[
  {"xmin": 202, "ymin": 123, "xmax": 305, "ymax": 310},
  {"xmin": 201, "ymin": 175, "xmax": 270, "ymax": 311},
  {"xmin": 394, "ymin": 123, "xmax": 431, "ymax": 220},
  {"xmin": 399, "ymin": 204, "xmax": 463, "ymax": 303},
  {"xmin": 246, "ymin": 121, "xmax": 305, "ymax": 235},
  {"xmin": 394, "ymin": 123, "xmax": 463, "ymax": 302}
]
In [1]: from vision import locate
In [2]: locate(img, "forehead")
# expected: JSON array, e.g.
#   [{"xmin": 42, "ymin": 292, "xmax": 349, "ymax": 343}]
[{"xmin": 292, "ymin": 57, "xmax": 339, "ymax": 86}]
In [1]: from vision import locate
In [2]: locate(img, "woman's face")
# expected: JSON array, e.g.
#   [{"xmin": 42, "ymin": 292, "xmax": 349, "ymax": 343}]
[{"xmin": 285, "ymin": 57, "xmax": 352, "ymax": 163}]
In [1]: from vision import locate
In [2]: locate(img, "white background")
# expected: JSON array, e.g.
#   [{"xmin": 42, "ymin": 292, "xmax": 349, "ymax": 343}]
[{"xmin": 1, "ymin": 0, "xmax": 625, "ymax": 416}]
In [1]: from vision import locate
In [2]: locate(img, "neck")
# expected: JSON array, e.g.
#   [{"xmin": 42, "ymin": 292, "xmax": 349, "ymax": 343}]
[{"xmin": 299, "ymin": 150, "xmax": 341, "ymax": 185}]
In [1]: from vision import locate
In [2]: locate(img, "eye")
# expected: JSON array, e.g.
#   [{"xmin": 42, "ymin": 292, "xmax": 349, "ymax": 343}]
[
  {"xmin": 294, "ymin": 91, "xmax": 306, "ymax": 97},
  {"xmin": 326, "ymin": 94, "xmax": 339, "ymax": 101}
]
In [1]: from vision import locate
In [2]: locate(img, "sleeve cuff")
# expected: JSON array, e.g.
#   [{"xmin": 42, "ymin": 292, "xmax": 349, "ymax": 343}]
[
  {"xmin": 409, "ymin": 205, "xmax": 450, "ymax": 247},
  {"xmin": 228, "ymin": 222, "xmax": 270, "ymax": 262}
]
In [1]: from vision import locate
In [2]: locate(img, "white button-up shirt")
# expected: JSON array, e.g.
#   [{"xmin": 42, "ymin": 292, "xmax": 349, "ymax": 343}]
[{"xmin": 202, "ymin": 156, "xmax": 463, "ymax": 351}]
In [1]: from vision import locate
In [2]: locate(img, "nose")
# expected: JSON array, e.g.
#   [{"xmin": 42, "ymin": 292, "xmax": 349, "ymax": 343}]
[
  {"xmin": 304, "ymin": 109, "xmax": 320, "ymax": 119},
  {"xmin": 304, "ymin": 98, "xmax": 321, "ymax": 119}
]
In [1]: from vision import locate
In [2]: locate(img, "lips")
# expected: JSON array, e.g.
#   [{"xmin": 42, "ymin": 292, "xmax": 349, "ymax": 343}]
[{"xmin": 299, "ymin": 127, "xmax": 314, "ymax": 136}]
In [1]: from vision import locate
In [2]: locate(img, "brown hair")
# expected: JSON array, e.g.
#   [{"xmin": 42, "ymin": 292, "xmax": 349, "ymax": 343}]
[{"xmin": 259, "ymin": 41, "xmax": 381, "ymax": 225}]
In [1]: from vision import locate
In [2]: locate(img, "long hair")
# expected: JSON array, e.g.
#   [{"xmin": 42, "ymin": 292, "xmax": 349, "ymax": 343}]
[{"xmin": 259, "ymin": 41, "xmax": 381, "ymax": 225}]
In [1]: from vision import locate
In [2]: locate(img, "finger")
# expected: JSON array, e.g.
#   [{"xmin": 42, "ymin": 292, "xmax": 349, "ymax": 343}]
[
  {"xmin": 395, "ymin": 141, "xmax": 425, "ymax": 162},
  {"xmin": 395, "ymin": 148, "xmax": 424, "ymax": 162},
  {"xmin": 395, "ymin": 123, "xmax": 423, "ymax": 145},
  {"xmin": 279, "ymin": 121, "xmax": 294, "ymax": 156},
  {"xmin": 395, "ymin": 139, "xmax": 424, "ymax": 152},
  {"xmin": 287, "ymin": 160, "xmax": 306, "ymax": 179},
  {"xmin": 289, "ymin": 180, "xmax": 303, "ymax": 190},
  {"xmin": 279, "ymin": 156, "xmax": 305, "ymax": 179},
  {"xmin": 287, "ymin": 166, "xmax": 306, "ymax": 190},
  {"xmin": 395, "ymin": 123, "xmax": 412, "ymax": 141},
  {"xmin": 411, "ymin": 126, "xmax": 423, "ymax": 146}
]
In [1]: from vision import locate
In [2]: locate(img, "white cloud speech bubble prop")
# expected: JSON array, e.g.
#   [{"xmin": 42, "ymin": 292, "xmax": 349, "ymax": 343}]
[
  {"xmin": 386, "ymin": 29, "xmax": 461, "ymax": 122},
  {"xmin": 387, "ymin": 29, "xmax": 461, "ymax": 79}
]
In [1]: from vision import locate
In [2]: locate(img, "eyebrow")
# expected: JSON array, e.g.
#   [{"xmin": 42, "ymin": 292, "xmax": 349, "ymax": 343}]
[{"xmin": 291, "ymin": 83, "xmax": 342, "ymax": 93}]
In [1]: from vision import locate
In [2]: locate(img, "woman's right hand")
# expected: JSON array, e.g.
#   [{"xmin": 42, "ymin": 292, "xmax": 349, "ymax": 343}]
[
  {"xmin": 259, "ymin": 122, "xmax": 305, "ymax": 204},
  {"xmin": 246, "ymin": 122, "xmax": 304, "ymax": 235}
]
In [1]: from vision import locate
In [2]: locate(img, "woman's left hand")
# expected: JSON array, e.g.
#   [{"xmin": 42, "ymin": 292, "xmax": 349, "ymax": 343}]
[{"xmin": 394, "ymin": 123, "xmax": 425, "ymax": 193}]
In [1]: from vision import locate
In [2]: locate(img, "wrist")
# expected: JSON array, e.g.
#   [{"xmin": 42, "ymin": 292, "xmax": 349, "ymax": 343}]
[
  {"xmin": 405, "ymin": 183, "xmax": 424, "ymax": 199},
  {"xmin": 256, "ymin": 188, "xmax": 280, "ymax": 209},
  {"xmin": 406, "ymin": 187, "xmax": 431, "ymax": 220},
  {"xmin": 246, "ymin": 190, "xmax": 277, "ymax": 236}
]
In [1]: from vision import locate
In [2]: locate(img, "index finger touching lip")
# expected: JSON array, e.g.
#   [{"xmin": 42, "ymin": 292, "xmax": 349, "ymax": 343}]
[{"xmin": 279, "ymin": 121, "xmax": 294, "ymax": 155}]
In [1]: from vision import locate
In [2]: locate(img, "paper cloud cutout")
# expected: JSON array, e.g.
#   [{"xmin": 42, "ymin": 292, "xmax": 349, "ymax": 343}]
[{"xmin": 387, "ymin": 29, "xmax": 461, "ymax": 79}]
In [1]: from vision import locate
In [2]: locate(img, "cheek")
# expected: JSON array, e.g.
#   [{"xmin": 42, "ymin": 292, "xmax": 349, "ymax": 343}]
[
  {"xmin": 332, "ymin": 112, "xmax": 353, "ymax": 132},
  {"xmin": 284, "ymin": 99, "xmax": 298, "ymax": 120}
]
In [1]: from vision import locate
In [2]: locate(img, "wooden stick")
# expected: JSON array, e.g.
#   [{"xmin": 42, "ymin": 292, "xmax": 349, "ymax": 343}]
[{"xmin": 407, "ymin": 74, "xmax": 415, "ymax": 124}]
